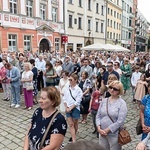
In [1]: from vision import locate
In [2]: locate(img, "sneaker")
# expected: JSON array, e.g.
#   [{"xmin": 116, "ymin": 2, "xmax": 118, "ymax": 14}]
[
  {"xmin": 15, "ymin": 104, "xmax": 20, "ymax": 108},
  {"xmin": 11, "ymin": 103, "xmax": 16, "ymax": 107},
  {"xmin": 68, "ymin": 137, "xmax": 72, "ymax": 143}
]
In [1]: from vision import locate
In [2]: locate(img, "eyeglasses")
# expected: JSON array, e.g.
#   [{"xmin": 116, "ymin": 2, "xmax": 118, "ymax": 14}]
[
  {"xmin": 109, "ymin": 86, "xmax": 120, "ymax": 92},
  {"xmin": 106, "ymin": 65, "xmax": 113, "ymax": 68}
]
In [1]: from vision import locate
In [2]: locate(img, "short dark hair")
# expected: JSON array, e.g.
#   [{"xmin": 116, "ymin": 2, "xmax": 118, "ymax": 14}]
[
  {"xmin": 63, "ymin": 140, "xmax": 104, "ymax": 150},
  {"xmin": 29, "ymin": 59, "xmax": 35, "ymax": 66},
  {"xmin": 107, "ymin": 61, "xmax": 113, "ymax": 65}
]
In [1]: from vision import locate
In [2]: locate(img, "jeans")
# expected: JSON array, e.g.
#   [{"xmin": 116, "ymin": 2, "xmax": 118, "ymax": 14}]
[
  {"xmin": 91, "ymin": 109, "xmax": 97, "ymax": 131},
  {"xmin": 11, "ymin": 85, "xmax": 20, "ymax": 105}
]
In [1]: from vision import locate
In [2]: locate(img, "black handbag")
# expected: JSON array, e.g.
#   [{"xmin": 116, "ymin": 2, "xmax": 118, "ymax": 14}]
[
  {"xmin": 82, "ymin": 95, "xmax": 91, "ymax": 103},
  {"xmin": 136, "ymin": 119, "xmax": 143, "ymax": 135}
]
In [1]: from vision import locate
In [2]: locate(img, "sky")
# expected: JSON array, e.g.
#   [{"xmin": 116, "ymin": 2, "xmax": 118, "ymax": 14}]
[{"xmin": 138, "ymin": 0, "xmax": 150, "ymax": 22}]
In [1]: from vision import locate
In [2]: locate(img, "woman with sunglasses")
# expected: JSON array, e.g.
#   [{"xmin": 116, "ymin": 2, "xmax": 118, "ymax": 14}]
[
  {"xmin": 113, "ymin": 61, "xmax": 122, "ymax": 77},
  {"xmin": 96, "ymin": 80, "xmax": 127, "ymax": 150},
  {"xmin": 63, "ymin": 74, "xmax": 83, "ymax": 143}
]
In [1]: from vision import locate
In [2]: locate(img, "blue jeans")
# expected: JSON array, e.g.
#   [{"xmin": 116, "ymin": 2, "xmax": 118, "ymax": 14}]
[
  {"xmin": 11, "ymin": 85, "xmax": 20, "ymax": 105},
  {"xmin": 66, "ymin": 108, "xmax": 80, "ymax": 119}
]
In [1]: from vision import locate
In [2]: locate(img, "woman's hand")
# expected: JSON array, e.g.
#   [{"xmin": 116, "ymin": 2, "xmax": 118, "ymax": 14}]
[
  {"xmin": 65, "ymin": 107, "xmax": 71, "ymax": 113},
  {"xmin": 136, "ymin": 142, "xmax": 146, "ymax": 150},
  {"xmin": 97, "ymin": 128, "xmax": 107, "ymax": 136},
  {"xmin": 142, "ymin": 124, "xmax": 150, "ymax": 133}
]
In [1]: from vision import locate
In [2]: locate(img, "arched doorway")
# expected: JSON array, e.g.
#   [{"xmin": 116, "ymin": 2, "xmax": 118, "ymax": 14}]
[{"xmin": 39, "ymin": 39, "xmax": 50, "ymax": 53}]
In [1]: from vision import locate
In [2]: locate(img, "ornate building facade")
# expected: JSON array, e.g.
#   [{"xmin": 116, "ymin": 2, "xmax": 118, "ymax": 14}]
[{"xmin": 0, "ymin": 0, "xmax": 64, "ymax": 53}]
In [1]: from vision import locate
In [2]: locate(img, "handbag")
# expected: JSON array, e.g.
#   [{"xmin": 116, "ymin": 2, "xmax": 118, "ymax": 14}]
[
  {"xmin": 106, "ymin": 98, "xmax": 131, "ymax": 145},
  {"xmin": 39, "ymin": 110, "xmax": 59, "ymax": 149},
  {"xmin": 26, "ymin": 82, "xmax": 34, "ymax": 91},
  {"xmin": 69, "ymin": 89, "xmax": 84, "ymax": 112},
  {"xmin": 136, "ymin": 119, "xmax": 143, "ymax": 135},
  {"xmin": 82, "ymin": 95, "xmax": 91, "ymax": 103}
]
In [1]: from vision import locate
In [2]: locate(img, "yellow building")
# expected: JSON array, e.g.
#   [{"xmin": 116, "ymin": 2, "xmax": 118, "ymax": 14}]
[{"xmin": 106, "ymin": 0, "xmax": 122, "ymax": 45}]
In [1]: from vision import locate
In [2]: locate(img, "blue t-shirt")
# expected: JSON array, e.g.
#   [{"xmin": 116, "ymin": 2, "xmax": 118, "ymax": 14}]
[{"xmin": 28, "ymin": 108, "xmax": 67, "ymax": 149}]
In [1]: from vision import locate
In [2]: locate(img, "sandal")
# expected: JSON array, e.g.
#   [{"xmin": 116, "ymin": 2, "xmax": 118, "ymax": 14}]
[
  {"xmin": 81, "ymin": 120, "xmax": 87, "ymax": 124},
  {"xmin": 79, "ymin": 120, "xmax": 83, "ymax": 123},
  {"xmin": 28, "ymin": 107, "xmax": 32, "ymax": 111}
]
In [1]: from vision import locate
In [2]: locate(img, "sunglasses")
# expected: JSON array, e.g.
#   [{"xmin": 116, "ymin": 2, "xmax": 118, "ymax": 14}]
[
  {"xmin": 106, "ymin": 65, "xmax": 113, "ymax": 68},
  {"xmin": 109, "ymin": 86, "xmax": 120, "ymax": 92}
]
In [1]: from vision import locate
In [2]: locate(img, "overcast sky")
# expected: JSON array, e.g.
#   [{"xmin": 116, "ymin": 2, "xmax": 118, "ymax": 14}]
[{"xmin": 138, "ymin": 0, "xmax": 150, "ymax": 22}]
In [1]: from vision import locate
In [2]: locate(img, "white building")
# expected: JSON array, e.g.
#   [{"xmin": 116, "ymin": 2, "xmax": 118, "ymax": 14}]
[
  {"xmin": 64, "ymin": 0, "xmax": 106, "ymax": 51},
  {"xmin": 121, "ymin": 0, "xmax": 134, "ymax": 50}
]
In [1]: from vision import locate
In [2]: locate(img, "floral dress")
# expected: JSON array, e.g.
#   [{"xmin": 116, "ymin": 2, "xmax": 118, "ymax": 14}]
[
  {"xmin": 28, "ymin": 108, "xmax": 67, "ymax": 150},
  {"xmin": 141, "ymin": 94, "xmax": 150, "ymax": 140}
]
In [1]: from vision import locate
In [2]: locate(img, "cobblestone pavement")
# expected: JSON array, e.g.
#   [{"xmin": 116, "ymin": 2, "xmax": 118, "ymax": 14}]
[{"xmin": 0, "ymin": 90, "xmax": 141, "ymax": 150}]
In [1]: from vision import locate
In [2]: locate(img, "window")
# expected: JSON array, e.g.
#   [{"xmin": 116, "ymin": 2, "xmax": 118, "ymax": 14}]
[
  {"xmin": 113, "ymin": 33, "xmax": 115, "ymax": 39},
  {"xmin": 40, "ymin": 4, "xmax": 46, "ymax": 20},
  {"xmin": 114, "ymin": 11, "xmax": 116, "ymax": 17},
  {"xmin": 129, "ymin": 32, "xmax": 131, "ymax": 39},
  {"xmin": 119, "ymin": 34, "xmax": 120, "ymax": 40},
  {"xmin": 108, "ymin": 19, "xmax": 109, "ymax": 27},
  {"xmin": 110, "ymin": 32, "xmax": 112, "ymax": 39},
  {"xmin": 108, "ymin": 8, "xmax": 110, "ymax": 14},
  {"xmin": 101, "ymin": 22, "xmax": 104, "ymax": 33},
  {"xmin": 88, "ymin": 0, "xmax": 91, "ymax": 10},
  {"xmin": 55, "ymin": 38, "xmax": 60, "ymax": 51},
  {"xmin": 69, "ymin": 15, "xmax": 73, "ymax": 28},
  {"xmin": 69, "ymin": 0, "xmax": 73, "ymax": 4},
  {"xmin": 117, "ymin": 13, "xmax": 119, "ymax": 19},
  {"xmin": 116, "ymin": 33, "xmax": 118, "ymax": 39},
  {"xmin": 10, "ymin": 0, "xmax": 17, "ymax": 14},
  {"xmin": 107, "ymin": 32, "xmax": 109, "ymax": 38},
  {"xmin": 110, "ymin": 20, "xmax": 112, "ymax": 27},
  {"xmin": 96, "ymin": 21, "xmax": 98, "ymax": 32},
  {"xmin": 96, "ymin": 3, "xmax": 99, "ymax": 13},
  {"xmin": 117, "ymin": 0, "xmax": 119, "ymax": 5},
  {"xmin": 114, "ymin": 21, "xmax": 116, "ymax": 29},
  {"xmin": 52, "ymin": 7, "xmax": 57, "ymax": 22},
  {"xmin": 101, "ymin": 5, "xmax": 104, "ymax": 15},
  {"xmin": 78, "ymin": 17, "xmax": 82, "ymax": 29},
  {"xmin": 117, "ymin": 23, "xmax": 118, "ymax": 29},
  {"xmin": 8, "ymin": 34, "xmax": 17, "ymax": 51},
  {"xmin": 24, "ymin": 35, "xmax": 31, "ymax": 51},
  {"xmin": 88, "ymin": 19, "xmax": 91, "ymax": 30},
  {"xmin": 111, "ymin": 9, "xmax": 113, "ymax": 15},
  {"xmin": 79, "ymin": 0, "xmax": 82, "ymax": 7},
  {"xmin": 26, "ymin": 0, "xmax": 32, "ymax": 17}
]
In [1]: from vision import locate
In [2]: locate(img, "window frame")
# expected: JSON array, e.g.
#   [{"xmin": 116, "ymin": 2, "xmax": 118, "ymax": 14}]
[
  {"xmin": 8, "ymin": 34, "xmax": 17, "ymax": 51},
  {"xmin": 52, "ymin": 7, "xmax": 57, "ymax": 22},
  {"xmin": 24, "ymin": 35, "xmax": 31, "ymax": 51},
  {"xmin": 26, "ymin": 0, "xmax": 33, "ymax": 17},
  {"xmin": 40, "ymin": 4, "xmax": 46, "ymax": 20},
  {"xmin": 10, "ymin": 0, "xmax": 17, "ymax": 14}
]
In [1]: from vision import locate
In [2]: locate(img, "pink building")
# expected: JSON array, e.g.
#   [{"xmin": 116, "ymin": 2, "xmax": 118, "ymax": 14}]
[{"xmin": 0, "ymin": 0, "xmax": 65, "ymax": 53}]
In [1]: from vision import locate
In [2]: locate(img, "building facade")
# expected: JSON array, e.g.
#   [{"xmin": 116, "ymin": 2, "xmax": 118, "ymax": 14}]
[
  {"xmin": 135, "ymin": 10, "xmax": 149, "ymax": 52},
  {"xmin": 106, "ymin": 0, "xmax": 122, "ymax": 45},
  {"xmin": 0, "ymin": 0, "xmax": 64, "ymax": 53},
  {"xmin": 121, "ymin": 0, "xmax": 134, "ymax": 50},
  {"xmin": 64, "ymin": 0, "xmax": 106, "ymax": 51}
]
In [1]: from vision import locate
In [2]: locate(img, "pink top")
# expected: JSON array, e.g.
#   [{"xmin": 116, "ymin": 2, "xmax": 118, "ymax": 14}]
[{"xmin": 0, "ymin": 66, "xmax": 9, "ymax": 83}]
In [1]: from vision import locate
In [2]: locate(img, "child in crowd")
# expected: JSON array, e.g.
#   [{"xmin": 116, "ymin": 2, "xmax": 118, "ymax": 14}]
[
  {"xmin": 134, "ymin": 74, "xmax": 148, "ymax": 109},
  {"xmin": 88, "ymin": 85, "xmax": 106, "ymax": 138}
]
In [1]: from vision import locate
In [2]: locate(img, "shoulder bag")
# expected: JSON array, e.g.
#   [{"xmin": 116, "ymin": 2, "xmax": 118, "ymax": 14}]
[
  {"xmin": 26, "ymin": 82, "xmax": 34, "ymax": 91},
  {"xmin": 39, "ymin": 110, "xmax": 59, "ymax": 149},
  {"xmin": 106, "ymin": 99, "xmax": 131, "ymax": 145},
  {"xmin": 69, "ymin": 88, "xmax": 84, "ymax": 112}
]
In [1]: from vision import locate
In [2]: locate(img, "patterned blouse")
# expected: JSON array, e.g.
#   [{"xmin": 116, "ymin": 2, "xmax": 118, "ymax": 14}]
[
  {"xmin": 28, "ymin": 108, "xmax": 67, "ymax": 150},
  {"xmin": 0, "ymin": 66, "xmax": 9, "ymax": 83}
]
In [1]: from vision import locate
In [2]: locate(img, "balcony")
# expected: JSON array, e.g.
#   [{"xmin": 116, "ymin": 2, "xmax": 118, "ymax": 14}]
[
  {"xmin": 128, "ymin": 26, "xmax": 134, "ymax": 31},
  {"xmin": 129, "ymin": 13, "xmax": 134, "ymax": 18}
]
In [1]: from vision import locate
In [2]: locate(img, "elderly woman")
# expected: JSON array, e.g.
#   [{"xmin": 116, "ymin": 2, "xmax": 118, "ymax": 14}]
[
  {"xmin": 63, "ymin": 74, "xmax": 83, "ymax": 143},
  {"xmin": 0, "ymin": 59, "xmax": 11, "ymax": 101},
  {"xmin": 96, "ymin": 80, "xmax": 127, "ymax": 150},
  {"xmin": 120, "ymin": 58, "xmax": 132, "ymax": 94},
  {"xmin": 21, "ymin": 62, "xmax": 34, "ymax": 110},
  {"xmin": 23, "ymin": 86, "xmax": 67, "ymax": 150},
  {"xmin": 79, "ymin": 71, "xmax": 91, "ymax": 124}
]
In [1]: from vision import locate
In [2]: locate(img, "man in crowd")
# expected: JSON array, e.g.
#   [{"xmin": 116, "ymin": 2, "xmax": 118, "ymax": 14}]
[{"xmin": 62, "ymin": 56, "xmax": 73, "ymax": 74}]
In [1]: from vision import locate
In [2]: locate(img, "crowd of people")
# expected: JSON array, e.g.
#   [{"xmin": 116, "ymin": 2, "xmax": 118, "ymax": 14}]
[{"xmin": 0, "ymin": 50, "xmax": 149, "ymax": 149}]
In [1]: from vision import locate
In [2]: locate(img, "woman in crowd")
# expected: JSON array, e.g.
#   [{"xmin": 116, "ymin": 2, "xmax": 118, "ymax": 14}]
[
  {"xmin": 113, "ymin": 61, "xmax": 122, "ymax": 77},
  {"xmin": 23, "ymin": 86, "xmax": 67, "ymax": 150},
  {"xmin": 145, "ymin": 64, "xmax": 150, "ymax": 83},
  {"xmin": 79, "ymin": 71, "xmax": 91, "ymax": 124},
  {"xmin": 59, "ymin": 71, "xmax": 69, "ymax": 112},
  {"xmin": 54, "ymin": 60, "xmax": 62, "ymax": 85},
  {"xmin": 29, "ymin": 59, "xmax": 38, "ymax": 104},
  {"xmin": 21, "ymin": 62, "xmax": 33, "ymax": 110},
  {"xmin": 44, "ymin": 61, "xmax": 57, "ymax": 87},
  {"xmin": 140, "ymin": 82, "xmax": 150, "ymax": 140},
  {"xmin": 120, "ymin": 58, "xmax": 132, "ymax": 94},
  {"xmin": 96, "ymin": 80, "xmax": 127, "ymax": 150},
  {"xmin": 63, "ymin": 74, "xmax": 83, "ymax": 143},
  {"xmin": 0, "ymin": 59, "xmax": 11, "ymax": 101}
]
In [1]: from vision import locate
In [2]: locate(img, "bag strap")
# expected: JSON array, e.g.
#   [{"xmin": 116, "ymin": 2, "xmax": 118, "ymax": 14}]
[
  {"xmin": 106, "ymin": 98, "xmax": 114, "ymax": 123},
  {"xmin": 39, "ymin": 110, "xmax": 59, "ymax": 149},
  {"xmin": 69, "ymin": 88, "xmax": 76, "ymax": 101}
]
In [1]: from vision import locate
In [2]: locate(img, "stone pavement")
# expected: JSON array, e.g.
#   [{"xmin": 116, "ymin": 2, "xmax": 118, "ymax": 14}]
[{"xmin": 0, "ymin": 90, "xmax": 141, "ymax": 150}]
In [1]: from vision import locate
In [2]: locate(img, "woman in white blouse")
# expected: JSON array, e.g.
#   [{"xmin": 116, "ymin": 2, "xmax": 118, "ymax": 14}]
[
  {"xmin": 21, "ymin": 62, "xmax": 34, "ymax": 110},
  {"xmin": 58, "ymin": 71, "xmax": 69, "ymax": 112}
]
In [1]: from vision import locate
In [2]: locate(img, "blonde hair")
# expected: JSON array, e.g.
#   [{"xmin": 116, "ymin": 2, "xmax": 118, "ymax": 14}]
[
  {"xmin": 108, "ymin": 80, "xmax": 124, "ymax": 95},
  {"xmin": 24, "ymin": 62, "xmax": 32, "ymax": 70},
  {"xmin": 107, "ymin": 74, "xmax": 118, "ymax": 85}
]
